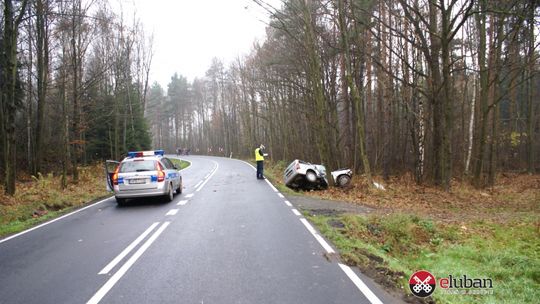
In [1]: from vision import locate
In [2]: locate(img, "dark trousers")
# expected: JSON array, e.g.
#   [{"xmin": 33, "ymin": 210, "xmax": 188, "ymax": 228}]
[{"xmin": 256, "ymin": 161, "xmax": 264, "ymax": 179}]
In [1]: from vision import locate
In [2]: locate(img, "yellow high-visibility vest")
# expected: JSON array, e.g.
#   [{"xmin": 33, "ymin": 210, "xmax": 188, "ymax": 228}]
[{"xmin": 255, "ymin": 148, "xmax": 264, "ymax": 161}]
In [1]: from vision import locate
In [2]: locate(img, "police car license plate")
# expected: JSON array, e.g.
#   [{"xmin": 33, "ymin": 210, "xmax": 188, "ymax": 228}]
[{"xmin": 130, "ymin": 178, "xmax": 145, "ymax": 184}]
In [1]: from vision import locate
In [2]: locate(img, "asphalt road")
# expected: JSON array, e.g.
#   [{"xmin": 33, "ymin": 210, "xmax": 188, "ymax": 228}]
[{"xmin": 0, "ymin": 156, "xmax": 402, "ymax": 304}]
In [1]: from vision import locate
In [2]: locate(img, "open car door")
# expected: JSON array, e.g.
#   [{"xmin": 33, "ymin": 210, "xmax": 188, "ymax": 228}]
[{"xmin": 105, "ymin": 160, "xmax": 120, "ymax": 191}]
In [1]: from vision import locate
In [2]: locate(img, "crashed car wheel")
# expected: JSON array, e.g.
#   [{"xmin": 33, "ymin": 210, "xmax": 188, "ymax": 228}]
[
  {"xmin": 306, "ymin": 170, "xmax": 317, "ymax": 183},
  {"xmin": 337, "ymin": 174, "xmax": 351, "ymax": 187}
]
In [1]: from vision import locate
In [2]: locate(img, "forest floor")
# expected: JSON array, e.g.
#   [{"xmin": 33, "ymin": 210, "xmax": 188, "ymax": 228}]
[{"xmin": 263, "ymin": 161, "xmax": 540, "ymax": 304}]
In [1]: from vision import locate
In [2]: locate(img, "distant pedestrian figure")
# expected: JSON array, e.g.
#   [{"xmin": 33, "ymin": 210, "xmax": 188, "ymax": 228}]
[{"xmin": 255, "ymin": 144, "xmax": 266, "ymax": 179}]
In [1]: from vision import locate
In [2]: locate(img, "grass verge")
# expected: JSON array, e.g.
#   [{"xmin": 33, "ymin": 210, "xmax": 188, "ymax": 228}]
[
  {"xmin": 170, "ymin": 158, "xmax": 191, "ymax": 170},
  {"xmin": 307, "ymin": 212, "xmax": 540, "ymax": 303},
  {"xmin": 0, "ymin": 165, "xmax": 110, "ymax": 238}
]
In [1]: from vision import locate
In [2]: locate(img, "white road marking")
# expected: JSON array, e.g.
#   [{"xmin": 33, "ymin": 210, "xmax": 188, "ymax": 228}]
[
  {"xmin": 166, "ymin": 209, "xmax": 179, "ymax": 216},
  {"xmin": 87, "ymin": 222, "xmax": 170, "ymax": 304},
  {"xmin": 265, "ymin": 179, "xmax": 279, "ymax": 192},
  {"xmin": 299, "ymin": 218, "xmax": 335, "ymax": 254},
  {"xmin": 339, "ymin": 264, "xmax": 384, "ymax": 304},
  {"xmin": 0, "ymin": 196, "xmax": 112, "ymax": 245},
  {"xmin": 277, "ymin": 193, "xmax": 284, "ymax": 198},
  {"xmin": 204, "ymin": 157, "xmax": 382, "ymax": 304},
  {"xmin": 177, "ymin": 200, "xmax": 188, "ymax": 206},
  {"xmin": 98, "ymin": 222, "xmax": 159, "ymax": 275},
  {"xmin": 236, "ymin": 159, "xmax": 257, "ymax": 171},
  {"xmin": 291, "ymin": 209, "xmax": 302, "ymax": 216},
  {"xmin": 196, "ymin": 162, "xmax": 219, "ymax": 192},
  {"xmin": 194, "ymin": 180, "xmax": 203, "ymax": 189},
  {"xmin": 185, "ymin": 194, "xmax": 194, "ymax": 198}
]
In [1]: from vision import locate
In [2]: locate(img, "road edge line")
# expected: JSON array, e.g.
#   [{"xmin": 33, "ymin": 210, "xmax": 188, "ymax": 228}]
[
  {"xmin": 0, "ymin": 196, "xmax": 112, "ymax": 245},
  {"xmin": 339, "ymin": 263, "xmax": 384, "ymax": 304}
]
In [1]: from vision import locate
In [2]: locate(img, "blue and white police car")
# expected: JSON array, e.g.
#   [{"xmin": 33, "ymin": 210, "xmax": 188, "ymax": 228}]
[{"xmin": 106, "ymin": 150, "xmax": 182, "ymax": 205}]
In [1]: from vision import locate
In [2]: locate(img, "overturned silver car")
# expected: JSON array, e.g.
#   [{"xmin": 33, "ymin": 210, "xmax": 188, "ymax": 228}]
[
  {"xmin": 284, "ymin": 160, "xmax": 328, "ymax": 190},
  {"xmin": 284, "ymin": 160, "xmax": 353, "ymax": 190}
]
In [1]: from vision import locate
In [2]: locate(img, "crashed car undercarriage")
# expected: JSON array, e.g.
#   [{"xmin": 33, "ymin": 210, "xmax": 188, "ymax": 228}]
[{"xmin": 283, "ymin": 159, "xmax": 352, "ymax": 190}]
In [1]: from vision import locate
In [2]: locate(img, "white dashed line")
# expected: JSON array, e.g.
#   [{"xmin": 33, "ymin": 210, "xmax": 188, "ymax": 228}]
[
  {"xmin": 291, "ymin": 209, "xmax": 301, "ymax": 216},
  {"xmin": 277, "ymin": 193, "xmax": 284, "ymax": 198},
  {"xmin": 98, "ymin": 222, "xmax": 159, "ymax": 275},
  {"xmin": 177, "ymin": 200, "xmax": 188, "ymax": 206},
  {"xmin": 339, "ymin": 264, "xmax": 384, "ymax": 304},
  {"xmin": 87, "ymin": 222, "xmax": 170, "ymax": 304},
  {"xmin": 185, "ymin": 194, "xmax": 194, "ymax": 198},
  {"xmin": 284, "ymin": 200, "xmax": 292, "ymax": 207},
  {"xmin": 166, "ymin": 209, "xmax": 179, "ymax": 216}
]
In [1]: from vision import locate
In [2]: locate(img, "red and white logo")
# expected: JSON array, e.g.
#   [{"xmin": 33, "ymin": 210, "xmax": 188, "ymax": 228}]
[{"xmin": 409, "ymin": 270, "xmax": 436, "ymax": 297}]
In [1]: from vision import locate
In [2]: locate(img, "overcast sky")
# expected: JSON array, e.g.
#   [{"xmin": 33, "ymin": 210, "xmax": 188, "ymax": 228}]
[{"xmin": 119, "ymin": 0, "xmax": 279, "ymax": 88}]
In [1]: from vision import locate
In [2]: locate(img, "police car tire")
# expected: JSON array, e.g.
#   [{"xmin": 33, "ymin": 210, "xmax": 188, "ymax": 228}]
[
  {"xmin": 165, "ymin": 184, "xmax": 174, "ymax": 202},
  {"xmin": 116, "ymin": 198, "xmax": 126, "ymax": 205},
  {"xmin": 176, "ymin": 182, "xmax": 182, "ymax": 194}
]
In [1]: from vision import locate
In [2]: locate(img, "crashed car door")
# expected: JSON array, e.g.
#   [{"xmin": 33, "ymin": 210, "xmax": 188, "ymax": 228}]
[{"xmin": 104, "ymin": 160, "xmax": 120, "ymax": 191}]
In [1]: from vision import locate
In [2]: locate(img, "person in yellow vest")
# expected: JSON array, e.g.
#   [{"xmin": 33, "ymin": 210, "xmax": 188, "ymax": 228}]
[{"xmin": 255, "ymin": 144, "xmax": 267, "ymax": 179}]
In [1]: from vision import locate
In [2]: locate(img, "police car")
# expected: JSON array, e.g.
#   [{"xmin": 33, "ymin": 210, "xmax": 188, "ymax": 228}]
[{"xmin": 105, "ymin": 150, "xmax": 182, "ymax": 205}]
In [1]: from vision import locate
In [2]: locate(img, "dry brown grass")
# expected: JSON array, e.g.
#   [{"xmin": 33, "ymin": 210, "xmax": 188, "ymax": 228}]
[
  {"xmin": 0, "ymin": 164, "xmax": 109, "ymax": 226},
  {"xmin": 306, "ymin": 173, "xmax": 540, "ymax": 222}
]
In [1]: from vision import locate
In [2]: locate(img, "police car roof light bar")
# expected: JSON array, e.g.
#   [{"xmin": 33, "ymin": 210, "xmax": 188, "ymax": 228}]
[{"xmin": 127, "ymin": 150, "xmax": 165, "ymax": 158}]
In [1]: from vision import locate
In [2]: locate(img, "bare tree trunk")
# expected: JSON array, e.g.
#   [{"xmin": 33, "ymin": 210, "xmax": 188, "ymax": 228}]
[
  {"xmin": 1, "ymin": 0, "xmax": 29, "ymax": 195},
  {"xmin": 34, "ymin": 0, "xmax": 50, "ymax": 175},
  {"xmin": 526, "ymin": 3, "xmax": 535, "ymax": 174},
  {"xmin": 337, "ymin": 0, "xmax": 373, "ymax": 185}
]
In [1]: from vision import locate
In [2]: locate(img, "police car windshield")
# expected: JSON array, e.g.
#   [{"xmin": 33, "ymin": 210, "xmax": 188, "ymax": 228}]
[{"xmin": 119, "ymin": 160, "xmax": 156, "ymax": 173}]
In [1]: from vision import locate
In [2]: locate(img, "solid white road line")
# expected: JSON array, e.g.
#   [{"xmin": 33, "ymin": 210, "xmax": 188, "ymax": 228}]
[
  {"xmin": 291, "ymin": 209, "xmax": 302, "ymax": 216},
  {"xmin": 194, "ymin": 180, "xmax": 203, "ymax": 189},
  {"xmin": 196, "ymin": 162, "xmax": 219, "ymax": 192},
  {"xmin": 185, "ymin": 194, "xmax": 194, "ymax": 198},
  {"xmin": 87, "ymin": 222, "xmax": 170, "ymax": 304},
  {"xmin": 98, "ymin": 222, "xmax": 160, "ymax": 275},
  {"xmin": 299, "ymin": 218, "xmax": 335, "ymax": 254},
  {"xmin": 236, "ymin": 159, "xmax": 257, "ymax": 171},
  {"xmin": 166, "ymin": 209, "xmax": 179, "ymax": 216},
  {"xmin": 177, "ymin": 200, "xmax": 188, "ymax": 206},
  {"xmin": 0, "ymin": 196, "xmax": 112, "ymax": 245},
  {"xmin": 265, "ymin": 179, "xmax": 279, "ymax": 192},
  {"xmin": 339, "ymin": 264, "xmax": 384, "ymax": 304},
  {"xmin": 236, "ymin": 157, "xmax": 381, "ymax": 304}
]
